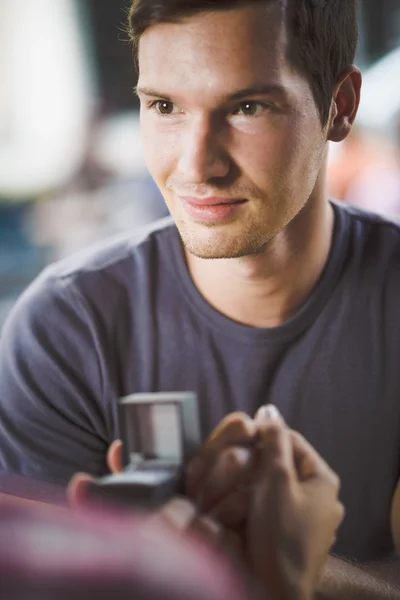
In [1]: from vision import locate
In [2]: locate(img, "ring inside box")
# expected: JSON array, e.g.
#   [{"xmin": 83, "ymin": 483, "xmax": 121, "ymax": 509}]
[
  {"xmin": 119, "ymin": 392, "xmax": 200, "ymax": 469},
  {"xmin": 127, "ymin": 403, "xmax": 182, "ymax": 463}
]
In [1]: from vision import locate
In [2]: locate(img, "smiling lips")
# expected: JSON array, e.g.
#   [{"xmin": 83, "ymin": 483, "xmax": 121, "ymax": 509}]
[{"xmin": 179, "ymin": 196, "xmax": 248, "ymax": 222}]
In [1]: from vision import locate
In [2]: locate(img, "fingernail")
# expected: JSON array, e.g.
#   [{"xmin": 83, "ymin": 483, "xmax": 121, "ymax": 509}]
[
  {"xmin": 255, "ymin": 404, "xmax": 282, "ymax": 423},
  {"xmin": 160, "ymin": 497, "xmax": 197, "ymax": 530}
]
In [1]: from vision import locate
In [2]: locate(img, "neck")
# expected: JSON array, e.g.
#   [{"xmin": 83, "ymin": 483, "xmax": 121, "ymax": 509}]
[{"xmin": 185, "ymin": 194, "xmax": 335, "ymax": 328}]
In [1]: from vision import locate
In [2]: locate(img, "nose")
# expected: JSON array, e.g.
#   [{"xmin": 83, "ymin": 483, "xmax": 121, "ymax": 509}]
[{"xmin": 177, "ymin": 115, "xmax": 230, "ymax": 183}]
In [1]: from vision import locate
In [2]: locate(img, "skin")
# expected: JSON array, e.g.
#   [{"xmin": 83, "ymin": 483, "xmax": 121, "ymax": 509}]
[{"xmin": 137, "ymin": 2, "xmax": 360, "ymax": 328}]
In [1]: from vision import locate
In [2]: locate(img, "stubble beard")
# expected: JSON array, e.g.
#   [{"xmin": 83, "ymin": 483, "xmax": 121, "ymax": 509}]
[{"xmin": 174, "ymin": 215, "xmax": 272, "ymax": 260}]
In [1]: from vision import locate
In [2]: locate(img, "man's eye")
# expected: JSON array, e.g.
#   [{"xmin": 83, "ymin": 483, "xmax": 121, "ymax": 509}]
[
  {"xmin": 154, "ymin": 100, "xmax": 175, "ymax": 115},
  {"xmin": 235, "ymin": 102, "xmax": 266, "ymax": 116}
]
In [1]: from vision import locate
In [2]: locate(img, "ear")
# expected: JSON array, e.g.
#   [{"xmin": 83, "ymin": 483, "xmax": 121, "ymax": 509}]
[{"xmin": 328, "ymin": 66, "xmax": 362, "ymax": 143}]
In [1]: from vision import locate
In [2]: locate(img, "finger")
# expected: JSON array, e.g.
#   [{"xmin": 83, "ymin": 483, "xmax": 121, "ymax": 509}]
[
  {"xmin": 209, "ymin": 488, "xmax": 250, "ymax": 526},
  {"xmin": 151, "ymin": 497, "xmax": 197, "ymax": 532},
  {"xmin": 334, "ymin": 500, "xmax": 345, "ymax": 529},
  {"xmin": 107, "ymin": 439, "xmax": 124, "ymax": 474},
  {"xmin": 254, "ymin": 404, "xmax": 284, "ymax": 425},
  {"xmin": 290, "ymin": 431, "xmax": 339, "ymax": 487},
  {"xmin": 67, "ymin": 472, "xmax": 95, "ymax": 508},
  {"xmin": 256, "ymin": 421, "xmax": 297, "ymax": 486},
  {"xmin": 220, "ymin": 527, "xmax": 245, "ymax": 559},
  {"xmin": 326, "ymin": 502, "xmax": 345, "ymax": 551},
  {"xmin": 186, "ymin": 412, "xmax": 257, "ymax": 495},
  {"xmin": 254, "ymin": 405, "xmax": 292, "ymax": 474},
  {"xmin": 193, "ymin": 445, "xmax": 253, "ymax": 510},
  {"xmin": 185, "ymin": 512, "xmax": 244, "ymax": 559},
  {"xmin": 154, "ymin": 498, "xmax": 226, "ymax": 550},
  {"xmin": 190, "ymin": 514, "xmax": 223, "ymax": 546},
  {"xmin": 190, "ymin": 515, "xmax": 244, "ymax": 557}
]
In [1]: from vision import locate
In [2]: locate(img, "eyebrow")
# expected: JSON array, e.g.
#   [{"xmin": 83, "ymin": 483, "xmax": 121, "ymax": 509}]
[{"xmin": 135, "ymin": 84, "xmax": 287, "ymax": 101}]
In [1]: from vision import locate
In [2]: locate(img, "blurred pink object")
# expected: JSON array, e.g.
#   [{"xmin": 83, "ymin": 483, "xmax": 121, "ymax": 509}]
[{"xmin": 0, "ymin": 499, "xmax": 250, "ymax": 600}]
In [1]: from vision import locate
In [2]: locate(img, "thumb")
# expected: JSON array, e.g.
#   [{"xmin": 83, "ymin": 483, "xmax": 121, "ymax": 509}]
[
  {"xmin": 107, "ymin": 439, "xmax": 124, "ymax": 473},
  {"xmin": 67, "ymin": 472, "xmax": 95, "ymax": 507}
]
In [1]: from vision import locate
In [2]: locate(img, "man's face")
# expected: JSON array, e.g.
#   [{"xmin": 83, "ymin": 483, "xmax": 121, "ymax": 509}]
[{"xmin": 137, "ymin": 3, "xmax": 329, "ymax": 259}]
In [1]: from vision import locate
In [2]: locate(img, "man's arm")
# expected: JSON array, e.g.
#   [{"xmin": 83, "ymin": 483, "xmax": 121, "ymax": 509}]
[
  {"xmin": 317, "ymin": 483, "xmax": 400, "ymax": 598},
  {"xmin": 316, "ymin": 554, "xmax": 400, "ymax": 600}
]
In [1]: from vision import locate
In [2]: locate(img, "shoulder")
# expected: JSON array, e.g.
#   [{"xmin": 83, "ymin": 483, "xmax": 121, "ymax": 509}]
[
  {"xmin": 332, "ymin": 201, "xmax": 400, "ymax": 316},
  {"xmin": 333, "ymin": 200, "xmax": 400, "ymax": 236},
  {"xmin": 25, "ymin": 216, "xmax": 176, "ymax": 304},
  {"xmin": 332, "ymin": 200, "xmax": 400, "ymax": 261},
  {"xmin": 2, "ymin": 217, "xmax": 178, "ymax": 342},
  {"xmin": 45, "ymin": 216, "xmax": 177, "ymax": 281}
]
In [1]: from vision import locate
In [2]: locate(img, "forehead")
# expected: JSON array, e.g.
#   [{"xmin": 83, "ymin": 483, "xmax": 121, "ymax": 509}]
[{"xmin": 137, "ymin": 3, "xmax": 303, "ymax": 98}]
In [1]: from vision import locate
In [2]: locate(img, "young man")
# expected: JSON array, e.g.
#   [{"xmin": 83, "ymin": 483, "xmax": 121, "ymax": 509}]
[{"xmin": 0, "ymin": 0, "xmax": 399, "ymax": 597}]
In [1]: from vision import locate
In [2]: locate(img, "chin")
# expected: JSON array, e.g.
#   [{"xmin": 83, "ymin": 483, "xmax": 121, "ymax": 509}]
[
  {"xmin": 173, "ymin": 210, "xmax": 276, "ymax": 259},
  {"xmin": 179, "ymin": 229, "xmax": 267, "ymax": 260}
]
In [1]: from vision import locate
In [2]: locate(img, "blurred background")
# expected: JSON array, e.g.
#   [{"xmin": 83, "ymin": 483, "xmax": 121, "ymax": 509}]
[{"xmin": 0, "ymin": 0, "xmax": 399, "ymax": 327}]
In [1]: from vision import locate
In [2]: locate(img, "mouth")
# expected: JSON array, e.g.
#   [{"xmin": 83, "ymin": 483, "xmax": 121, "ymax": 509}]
[
  {"xmin": 179, "ymin": 196, "xmax": 247, "ymax": 207},
  {"xmin": 178, "ymin": 196, "xmax": 248, "ymax": 223}
]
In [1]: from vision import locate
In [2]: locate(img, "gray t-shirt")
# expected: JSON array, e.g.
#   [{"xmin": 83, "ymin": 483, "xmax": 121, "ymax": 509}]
[{"xmin": 1, "ymin": 201, "xmax": 400, "ymax": 562}]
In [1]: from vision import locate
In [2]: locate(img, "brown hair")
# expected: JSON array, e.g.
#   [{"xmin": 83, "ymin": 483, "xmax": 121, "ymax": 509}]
[{"xmin": 128, "ymin": 0, "xmax": 358, "ymax": 125}]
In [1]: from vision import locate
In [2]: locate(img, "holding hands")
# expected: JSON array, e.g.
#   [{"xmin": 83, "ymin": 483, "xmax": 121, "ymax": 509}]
[
  {"xmin": 186, "ymin": 406, "xmax": 344, "ymax": 600},
  {"xmin": 69, "ymin": 406, "xmax": 344, "ymax": 600}
]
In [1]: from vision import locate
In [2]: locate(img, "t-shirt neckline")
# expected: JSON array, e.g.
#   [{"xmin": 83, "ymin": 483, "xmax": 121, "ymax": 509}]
[{"xmin": 164, "ymin": 201, "xmax": 350, "ymax": 344}]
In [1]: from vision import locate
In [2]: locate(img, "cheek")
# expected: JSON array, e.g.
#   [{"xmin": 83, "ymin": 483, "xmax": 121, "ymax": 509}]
[
  {"xmin": 257, "ymin": 118, "xmax": 323, "ymax": 178},
  {"xmin": 234, "ymin": 123, "xmax": 297, "ymax": 187},
  {"xmin": 288, "ymin": 121, "xmax": 326, "ymax": 186},
  {"xmin": 235, "ymin": 117, "xmax": 325, "ymax": 204},
  {"xmin": 140, "ymin": 120, "xmax": 177, "ymax": 186}
]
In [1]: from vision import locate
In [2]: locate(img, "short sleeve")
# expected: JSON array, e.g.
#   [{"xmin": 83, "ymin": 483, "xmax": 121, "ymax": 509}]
[{"xmin": 0, "ymin": 269, "xmax": 110, "ymax": 485}]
